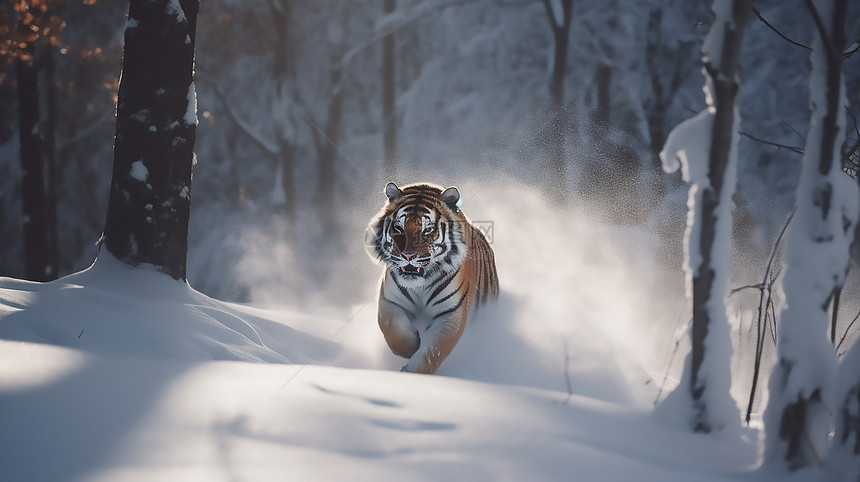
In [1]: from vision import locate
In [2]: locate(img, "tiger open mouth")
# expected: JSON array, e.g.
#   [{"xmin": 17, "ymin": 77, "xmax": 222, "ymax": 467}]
[{"xmin": 399, "ymin": 264, "xmax": 423, "ymax": 276}]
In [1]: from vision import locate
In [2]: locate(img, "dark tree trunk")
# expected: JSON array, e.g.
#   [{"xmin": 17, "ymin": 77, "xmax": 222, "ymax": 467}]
[
  {"xmin": 102, "ymin": 0, "xmax": 200, "ymax": 281},
  {"xmin": 382, "ymin": 0, "xmax": 397, "ymax": 181},
  {"xmin": 16, "ymin": 50, "xmax": 51, "ymax": 282},
  {"xmin": 687, "ymin": 0, "xmax": 751, "ymax": 433},
  {"xmin": 543, "ymin": 0, "xmax": 573, "ymax": 190},
  {"xmin": 44, "ymin": 46, "xmax": 60, "ymax": 278}
]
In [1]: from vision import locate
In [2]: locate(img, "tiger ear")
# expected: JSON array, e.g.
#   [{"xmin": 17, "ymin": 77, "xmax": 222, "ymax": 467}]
[
  {"xmin": 441, "ymin": 186, "xmax": 460, "ymax": 211},
  {"xmin": 385, "ymin": 182, "xmax": 402, "ymax": 202}
]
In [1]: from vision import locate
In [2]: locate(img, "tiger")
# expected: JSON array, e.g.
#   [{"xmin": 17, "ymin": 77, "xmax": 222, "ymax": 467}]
[{"xmin": 366, "ymin": 182, "xmax": 499, "ymax": 374}]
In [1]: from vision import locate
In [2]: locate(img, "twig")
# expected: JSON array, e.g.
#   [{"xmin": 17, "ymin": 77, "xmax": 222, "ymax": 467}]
[
  {"xmin": 740, "ymin": 131, "xmax": 804, "ymax": 154},
  {"xmin": 836, "ymin": 307, "xmax": 860, "ymax": 353},
  {"xmin": 844, "ymin": 40, "xmax": 860, "ymax": 60},
  {"xmin": 847, "ymin": 108, "xmax": 860, "ymax": 142},
  {"xmin": 750, "ymin": 6, "xmax": 811, "ymax": 51},
  {"xmin": 730, "ymin": 283, "xmax": 766, "ymax": 296},
  {"xmin": 562, "ymin": 337, "xmax": 573, "ymax": 405},
  {"xmin": 781, "ymin": 120, "xmax": 807, "ymax": 144},
  {"xmin": 654, "ymin": 320, "xmax": 690, "ymax": 407},
  {"xmin": 744, "ymin": 209, "xmax": 794, "ymax": 423},
  {"xmin": 196, "ymin": 75, "xmax": 279, "ymax": 156}
]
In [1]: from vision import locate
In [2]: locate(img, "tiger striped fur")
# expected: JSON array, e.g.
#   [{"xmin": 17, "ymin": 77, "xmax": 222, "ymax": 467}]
[{"xmin": 366, "ymin": 182, "xmax": 498, "ymax": 374}]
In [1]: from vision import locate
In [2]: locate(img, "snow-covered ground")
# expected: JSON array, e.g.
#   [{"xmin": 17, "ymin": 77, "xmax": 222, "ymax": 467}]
[{"xmin": 0, "ymin": 183, "xmax": 816, "ymax": 481}]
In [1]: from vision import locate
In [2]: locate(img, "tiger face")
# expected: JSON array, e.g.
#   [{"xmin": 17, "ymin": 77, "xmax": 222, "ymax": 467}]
[{"xmin": 367, "ymin": 182, "xmax": 467, "ymax": 286}]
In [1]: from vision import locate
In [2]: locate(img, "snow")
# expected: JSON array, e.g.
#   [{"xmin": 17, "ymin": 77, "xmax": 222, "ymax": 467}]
[
  {"xmin": 129, "ymin": 160, "xmax": 149, "ymax": 183},
  {"xmin": 655, "ymin": 0, "xmax": 743, "ymax": 433},
  {"xmin": 827, "ymin": 339, "xmax": 860, "ymax": 481},
  {"xmin": 185, "ymin": 82, "xmax": 198, "ymax": 126},
  {"xmin": 0, "ymin": 251, "xmax": 779, "ymax": 481},
  {"xmin": 165, "ymin": 0, "xmax": 187, "ymax": 24},
  {"xmin": 763, "ymin": 0, "xmax": 857, "ymax": 470}
]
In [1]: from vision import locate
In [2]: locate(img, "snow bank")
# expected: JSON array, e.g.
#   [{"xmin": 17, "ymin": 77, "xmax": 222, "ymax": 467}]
[{"xmin": 0, "ymin": 339, "xmax": 761, "ymax": 481}]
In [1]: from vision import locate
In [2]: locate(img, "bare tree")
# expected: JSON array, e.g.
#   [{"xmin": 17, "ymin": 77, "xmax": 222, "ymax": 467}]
[
  {"xmin": 101, "ymin": 0, "xmax": 199, "ymax": 280},
  {"xmin": 764, "ymin": 0, "xmax": 855, "ymax": 471},
  {"xmin": 656, "ymin": 0, "xmax": 751, "ymax": 433}
]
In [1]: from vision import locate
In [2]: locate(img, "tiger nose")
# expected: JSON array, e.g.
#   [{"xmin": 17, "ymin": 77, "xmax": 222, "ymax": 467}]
[{"xmin": 402, "ymin": 252, "xmax": 416, "ymax": 261}]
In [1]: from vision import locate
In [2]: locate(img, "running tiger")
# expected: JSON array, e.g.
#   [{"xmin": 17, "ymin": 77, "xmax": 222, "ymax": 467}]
[{"xmin": 366, "ymin": 182, "xmax": 498, "ymax": 374}]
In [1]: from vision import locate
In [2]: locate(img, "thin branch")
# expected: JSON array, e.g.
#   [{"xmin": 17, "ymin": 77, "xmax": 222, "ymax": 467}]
[
  {"xmin": 836, "ymin": 307, "xmax": 860, "ymax": 353},
  {"xmin": 740, "ymin": 130, "xmax": 804, "ymax": 154},
  {"xmin": 196, "ymin": 75, "xmax": 279, "ymax": 156},
  {"xmin": 341, "ymin": 0, "xmax": 474, "ymax": 68},
  {"xmin": 781, "ymin": 120, "xmax": 807, "ymax": 144},
  {"xmin": 750, "ymin": 6, "xmax": 811, "ymax": 51},
  {"xmin": 844, "ymin": 40, "xmax": 860, "ymax": 60},
  {"xmin": 562, "ymin": 336, "xmax": 573, "ymax": 405},
  {"xmin": 744, "ymin": 209, "xmax": 793, "ymax": 423},
  {"xmin": 847, "ymin": 107, "xmax": 860, "ymax": 142},
  {"xmin": 654, "ymin": 320, "xmax": 689, "ymax": 407},
  {"xmin": 278, "ymin": 85, "xmax": 361, "ymax": 179},
  {"xmin": 730, "ymin": 283, "xmax": 766, "ymax": 296}
]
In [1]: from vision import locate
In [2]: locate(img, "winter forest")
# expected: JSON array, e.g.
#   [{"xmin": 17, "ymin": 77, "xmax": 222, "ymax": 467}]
[{"xmin": 2, "ymin": 0, "xmax": 860, "ymax": 480}]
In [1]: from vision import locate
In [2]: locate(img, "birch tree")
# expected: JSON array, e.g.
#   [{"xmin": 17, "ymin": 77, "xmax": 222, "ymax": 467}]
[
  {"xmin": 764, "ymin": 0, "xmax": 856, "ymax": 471},
  {"xmin": 655, "ymin": 0, "xmax": 750, "ymax": 433},
  {"xmin": 101, "ymin": 0, "xmax": 199, "ymax": 280}
]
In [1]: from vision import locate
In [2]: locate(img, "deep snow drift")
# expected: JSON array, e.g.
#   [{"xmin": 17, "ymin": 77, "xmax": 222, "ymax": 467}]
[
  {"xmin": 0, "ymin": 254, "xmax": 770, "ymax": 481},
  {"xmin": 0, "ymin": 179, "xmax": 823, "ymax": 481}
]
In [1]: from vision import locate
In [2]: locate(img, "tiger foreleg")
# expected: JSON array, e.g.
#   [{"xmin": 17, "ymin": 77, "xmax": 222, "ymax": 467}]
[
  {"xmin": 402, "ymin": 309, "xmax": 468, "ymax": 375},
  {"xmin": 378, "ymin": 297, "xmax": 420, "ymax": 359}
]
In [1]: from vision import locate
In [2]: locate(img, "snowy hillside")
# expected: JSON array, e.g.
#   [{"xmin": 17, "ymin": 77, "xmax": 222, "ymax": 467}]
[
  {"xmin": 0, "ymin": 187, "xmax": 820, "ymax": 481},
  {"xmin": 1, "ymin": 254, "xmax": 774, "ymax": 482}
]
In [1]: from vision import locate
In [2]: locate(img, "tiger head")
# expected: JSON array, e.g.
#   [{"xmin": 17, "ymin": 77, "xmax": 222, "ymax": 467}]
[{"xmin": 366, "ymin": 182, "xmax": 467, "ymax": 284}]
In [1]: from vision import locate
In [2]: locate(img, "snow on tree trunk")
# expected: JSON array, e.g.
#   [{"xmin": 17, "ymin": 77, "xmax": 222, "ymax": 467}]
[
  {"xmin": 102, "ymin": 0, "xmax": 200, "ymax": 281},
  {"xmin": 764, "ymin": 0, "xmax": 855, "ymax": 471},
  {"xmin": 828, "ymin": 340, "xmax": 860, "ymax": 480},
  {"xmin": 653, "ymin": 0, "xmax": 750, "ymax": 434}
]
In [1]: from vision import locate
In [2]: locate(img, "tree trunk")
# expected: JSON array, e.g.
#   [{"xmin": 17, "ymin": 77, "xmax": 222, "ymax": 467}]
[
  {"xmin": 16, "ymin": 48, "xmax": 51, "ymax": 282},
  {"xmin": 382, "ymin": 0, "xmax": 397, "ymax": 181},
  {"xmin": 315, "ymin": 50, "xmax": 344, "ymax": 224},
  {"xmin": 543, "ymin": 0, "xmax": 572, "ymax": 188},
  {"xmin": 270, "ymin": 0, "xmax": 296, "ymax": 218},
  {"xmin": 655, "ymin": 0, "xmax": 750, "ymax": 434},
  {"xmin": 102, "ymin": 0, "xmax": 200, "ymax": 281},
  {"xmin": 686, "ymin": 0, "xmax": 750, "ymax": 433},
  {"xmin": 828, "ymin": 339, "xmax": 860, "ymax": 480},
  {"xmin": 44, "ymin": 46, "xmax": 60, "ymax": 279},
  {"xmin": 765, "ymin": 0, "xmax": 853, "ymax": 471}
]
